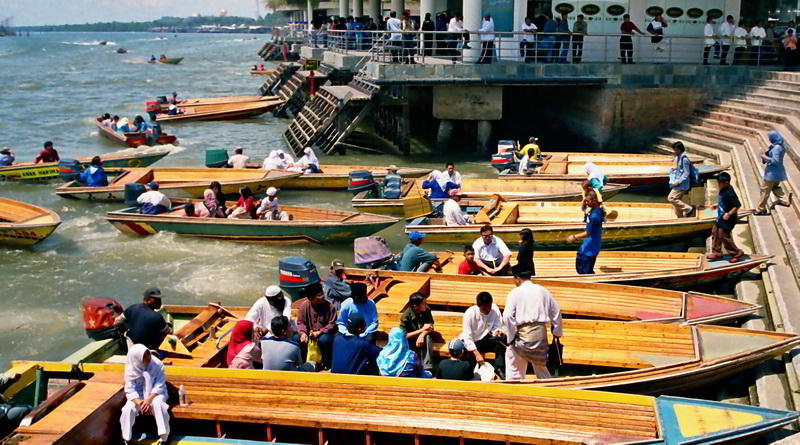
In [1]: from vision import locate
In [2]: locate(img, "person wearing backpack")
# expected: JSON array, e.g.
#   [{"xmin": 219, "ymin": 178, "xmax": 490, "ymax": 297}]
[{"xmin": 667, "ymin": 141, "xmax": 695, "ymax": 218}]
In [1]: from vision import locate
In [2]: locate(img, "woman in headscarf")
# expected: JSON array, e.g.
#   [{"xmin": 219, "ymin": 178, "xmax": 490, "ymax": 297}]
[
  {"xmin": 261, "ymin": 151, "xmax": 282, "ymax": 170},
  {"xmin": 376, "ymin": 327, "xmax": 432, "ymax": 378},
  {"xmin": 421, "ymin": 170, "xmax": 459, "ymax": 199},
  {"xmin": 297, "ymin": 147, "xmax": 322, "ymax": 173},
  {"xmin": 583, "ymin": 162, "xmax": 606, "ymax": 203},
  {"xmin": 517, "ymin": 228, "xmax": 535, "ymax": 276},
  {"xmin": 120, "ymin": 344, "xmax": 170, "ymax": 445},
  {"xmin": 226, "ymin": 320, "xmax": 262, "ymax": 369},
  {"xmin": 756, "ymin": 130, "xmax": 792, "ymax": 215},
  {"xmin": 276, "ymin": 150, "xmax": 297, "ymax": 171}
]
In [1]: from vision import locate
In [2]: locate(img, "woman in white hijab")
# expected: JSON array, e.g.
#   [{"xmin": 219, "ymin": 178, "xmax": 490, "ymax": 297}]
[
  {"xmin": 277, "ymin": 150, "xmax": 302, "ymax": 172},
  {"xmin": 261, "ymin": 150, "xmax": 281, "ymax": 170},
  {"xmin": 120, "ymin": 344, "xmax": 170, "ymax": 445},
  {"xmin": 297, "ymin": 147, "xmax": 321, "ymax": 173},
  {"xmin": 583, "ymin": 162, "xmax": 606, "ymax": 203}
]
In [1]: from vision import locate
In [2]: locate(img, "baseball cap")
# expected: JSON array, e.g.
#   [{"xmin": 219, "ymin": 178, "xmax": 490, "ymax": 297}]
[
  {"xmin": 448, "ymin": 338, "xmax": 466, "ymax": 356},
  {"xmin": 143, "ymin": 287, "xmax": 163, "ymax": 299},
  {"xmin": 331, "ymin": 259, "xmax": 345, "ymax": 271},
  {"xmin": 408, "ymin": 231, "xmax": 426, "ymax": 242}
]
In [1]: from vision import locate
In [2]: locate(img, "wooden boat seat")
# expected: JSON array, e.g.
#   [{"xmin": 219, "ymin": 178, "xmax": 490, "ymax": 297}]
[
  {"xmin": 540, "ymin": 162, "xmax": 568, "ymax": 174},
  {"xmin": 0, "ymin": 200, "xmax": 43, "ymax": 223},
  {"xmin": 112, "ymin": 169, "xmax": 154, "ymax": 186}
]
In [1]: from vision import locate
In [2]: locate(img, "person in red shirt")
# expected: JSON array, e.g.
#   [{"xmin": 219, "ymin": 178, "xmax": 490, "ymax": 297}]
[
  {"xmin": 226, "ymin": 186, "xmax": 256, "ymax": 219},
  {"xmin": 34, "ymin": 141, "xmax": 60, "ymax": 164},
  {"xmin": 458, "ymin": 245, "xmax": 483, "ymax": 275},
  {"xmin": 619, "ymin": 14, "xmax": 645, "ymax": 64}
]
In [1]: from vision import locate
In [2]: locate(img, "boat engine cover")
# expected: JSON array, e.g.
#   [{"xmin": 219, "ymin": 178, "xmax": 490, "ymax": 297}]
[
  {"xmin": 348, "ymin": 170, "xmax": 376, "ymax": 194},
  {"xmin": 58, "ymin": 159, "xmax": 82, "ymax": 182},
  {"xmin": 278, "ymin": 257, "xmax": 321, "ymax": 301}
]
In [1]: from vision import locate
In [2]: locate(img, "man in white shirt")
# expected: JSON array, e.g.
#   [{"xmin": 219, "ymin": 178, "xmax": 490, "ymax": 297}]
[
  {"xmin": 520, "ymin": 16, "xmax": 537, "ymax": 63},
  {"xmin": 386, "ymin": 11, "xmax": 403, "ymax": 63},
  {"xmin": 137, "ymin": 182, "xmax": 171, "ymax": 215},
  {"xmin": 703, "ymin": 16, "xmax": 717, "ymax": 65},
  {"xmin": 443, "ymin": 189, "xmax": 471, "ymax": 226},
  {"xmin": 445, "ymin": 162, "xmax": 462, "ymax": 185},
  {"xmin": 460, "ymin": 291, "xmax": 506, "ymax": 378},
  {"xmin": 448, "ymin": 14, "xmax": 470, "ymax": 50},
  {"xmin": 471, "ymin": 224, "xmax": 512, "ymax": 275},
  {"xmin": 227, "ymin": 147, "xmax": 250, "ymax": 169},
  {"xmin": 503, "ymin": 264, "xmax": 563, "ymax": 380},
  {"xmin": 749, "ymin": 21, "xmax": 766, "ymax": 65},
  {"xmin": 246, "ymin": 285, "xmax": 294, "ymax": 338},
  {"xmin": 478, "ymin": 14, "xmax": 495, "ymax": 64},
  {"xmin": 733, "ymin": 20, "xmax": 748, "ymax": 65},
  {"xmin": 718, "ymin": 15, "xmax": 736, "ymax": 65}
]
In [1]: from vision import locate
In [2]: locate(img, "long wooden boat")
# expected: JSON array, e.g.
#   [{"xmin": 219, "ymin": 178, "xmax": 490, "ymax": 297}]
[
  {"xmin": 352, "ymin": 178, "xmax": 629, "ymax": 217},
  {"xmin": 94, "ymin": 119, "xmax": 178, "ymax": 147},
  {"xmin": 55, "ymin": 168, "xmax": 301, "ymax": 202},
  {"xmin": 0, "ymin": 149, "xmax": 169, "ymax": 181},
  {"xmin": 344, "ymin": 270, "xmax": 760, "ymax": 324},
  {"xmin": 155, "ymin": 95, "xmax": 281, "ymax": 112},
  {"xmin": 107, "ymin": 201, "xmax": 398, "ymax": 244},
  {"xmin": 151, "ymin": 57, "xmax": 183, "ymax": 64},
  {"xmin": 241, "ymin": 164, "xmax": 433, "ymax": 190},
  {"xmin": 154, "ymin": 100, "xmax": 284, "ymax": 122},
  {"xmin": 0, "ymin": 198, "xmax": 61, "ymax": 246},
  {"xmin": 404, "ymin": 250, "xmax": 772, "ymax": 290},
  {"xmin": 250, "ymin": 69, "xmax": 276, "ymax": 75},
  {"xmin": 405, "ymin": 200, "xmax": 752, "ymax": 249}
]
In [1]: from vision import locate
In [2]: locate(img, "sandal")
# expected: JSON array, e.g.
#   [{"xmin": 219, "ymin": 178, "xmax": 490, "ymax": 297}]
[
  {"xmin": 706, "ymin": 253, "xmax": 722, "ymax": 260},
  {"xmin": 754, "ymin": 210, "xmax": 770, "ymax": 216},
  {"xmin": 730, "ymin": 253, "xmax": 744, "ymax": 263}
]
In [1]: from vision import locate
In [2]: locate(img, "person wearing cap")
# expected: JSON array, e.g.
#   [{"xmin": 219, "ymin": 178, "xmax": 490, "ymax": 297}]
[
  {"xmin": 708, "ymin": 172, "xmax": 744, "ymax": 262},
  {"xmin": 445, "ymin": 162, "xmax": 462, "ymax": 186},
  {"xmin": 34, "ymin": 141, "xmax": 59, "ymax": 164},
  {"xmin": 256, "ymin": 187, "xmax": 288, "ymax": 221},
  {"xmin": 398, "ymin": 231, "xmax": 439, "ymax": 272},
  {"xmin": 567, "ymin": 189, "xmax": 603, "ymax": 274},
  {"xmin": 519, "ymin": 137, "xmax": 541, "ymax": 162},
  {"xmin": 292, "ymin": 282, "xmax": 337, "ymax": 369},
  {"xmin": 503, "ymin": 264, "xmax": 562, "ymax": 380},
  {"xmin": 323, "ymin": 259, "xmax": 352, "ymax": 311},
  {"xmin": 137, "ymin": 182, "xmax": 171, "ymax": 215},
  {"xmin": 382, "ymin": 165, "xmax": 404, "ymax": 199},
  {"xmin": 227, "ymin": 147, "xmax": 250, "ymax": 169},
  {"xmin": 459, "ymin": 291, "xmax": 506, "ymax": 378},
  {"xmin": 443, "ymin": 188, "xmax": 471, "ymax": 226},
  {"xmin": 0, "ymin": 148, "xmax": 14, "ymax": 166},
  {"xmin": 336, "ymin": 282, "xmax": 379, "ymax": 344},
  {"xmin": 435, "ymin": 339, "xmax": 479, "ymax": 380},
  {"xmin": 756, "ymin": 130, "xmax": 792, "ymax": 215},
  {"xmin": 114, "ymin": 288, "xmax": 173, "ymax": 351},
  {"xmin": 79, "ymin": 156, "xmax": 108, "ymax": 187},
  {"xmin": 667, "ymin": 141, "xmax": 695, "ymax": 218},
  {"xmin": 260, "ymin": 315, "xmax": 315, "ymax": 372},
  {"xmin": 331, "ymin": 311, "xmax": 382, "ymax": 375},
  {"xmin": 399, "ymin": 293, "xmax": 435, "ymax": 373},
  {"xmin": 246, "ymin": 284, "xmax": 294, "ymax": 338},
  {"xmin": 471, "ymin": 225, "xmax": 512, "ymax": 276}
]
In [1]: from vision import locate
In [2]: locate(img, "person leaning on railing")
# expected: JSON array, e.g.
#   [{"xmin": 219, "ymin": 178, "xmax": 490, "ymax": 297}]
[
  {"xmin": 520, "ymin": 16, "xmax": 537, "ymax": 63},
  {"xmin": 619, "ymin": 14, "xmax": 645, "ymax": 64},
  {"xmin": 749, "ymin": 21, "xmax": 767, "ymax": 65},
  {"xmin": 571, "ymin": 14, "xmax": 587, "ymax": 63}
]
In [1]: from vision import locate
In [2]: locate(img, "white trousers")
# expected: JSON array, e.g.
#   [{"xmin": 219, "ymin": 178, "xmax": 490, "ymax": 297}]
[
  {"xmin": 120, "ymin": 395, "xmax": 170, "ymax": 442},
  {"xmin": 263, "ymin": 210, "xmax": 289, "ymax": 221},
  {"xmin": 505, "ymin": 346, "xmax": 552, "ymax": 380}
]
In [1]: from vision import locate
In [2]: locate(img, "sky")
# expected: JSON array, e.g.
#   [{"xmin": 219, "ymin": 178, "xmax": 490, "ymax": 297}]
[{"xmin": 5, "ymin": 0, "xmax": 264, "ymax": 26}]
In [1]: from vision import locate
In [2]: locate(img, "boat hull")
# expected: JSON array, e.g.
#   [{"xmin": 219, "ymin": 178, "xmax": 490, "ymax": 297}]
[
  {"xmin": 155, "ymin": 101, "xmax": 283, "ymax": 122},
  {"xmin": 502, "ymin": 164, "xmax": 728, "ymax": 188},
  {"xmin": 95, "ymin": 121, "xmax": 178, "ymax": 147},
  {"xmin": 0, "ymin": 152, "xmax": 168, "ymax": 181},
  {"xmin": 0, "ymin": 198, "xmax": 61, "ymax": 246},
  {"xmin": 280, "ymin": 166, "xmax": 432, "ymax": 190},
  {"xmin": 0, "ymin": 223, "xmax": 59, "ymax": 246}
]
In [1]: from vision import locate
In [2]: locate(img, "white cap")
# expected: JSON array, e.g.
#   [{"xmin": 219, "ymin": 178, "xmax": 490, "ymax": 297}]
[
  {"xmin": 267, "ymin": 187, "xmax": 277, "ymax": 196},
  {"xmin": 264, "ymin": 285, "xmax": 282, "ymax": 297}
]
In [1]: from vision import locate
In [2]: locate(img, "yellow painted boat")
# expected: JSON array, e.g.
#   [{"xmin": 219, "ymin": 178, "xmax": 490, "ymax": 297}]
[
  {"xmin": 0, "ymin": 198, "xmax": 61, "ymax": 246},
  {"xmin": 55, "ymin": 168, "xmax": 300, "ymax": 202},
  {"xmin": 273, "ymin": 164, "xmax": 433, "ymax": 190},
  {"xmin": 154, "ymin": 100, "xmax": 284, "ymax": 122},
  {"xmin": 0, "ymin": 149, "xmax": 170, "ymax": 181}
]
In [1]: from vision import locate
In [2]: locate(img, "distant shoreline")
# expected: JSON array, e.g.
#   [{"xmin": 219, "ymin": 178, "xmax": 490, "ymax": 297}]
[{"xmin": 15, "ymin": 14, "xmax": 286, "ymax": 33}]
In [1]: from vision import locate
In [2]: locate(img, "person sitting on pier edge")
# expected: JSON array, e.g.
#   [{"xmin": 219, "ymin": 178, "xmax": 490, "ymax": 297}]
[
  {"xmin": 246, "ymin": 285, "xmax": 294, "ymax": 339},
  {"xmin": 0, "ymin": 372, "xmax": 32, "ymax": 438},
  {"xmin": 378, "ymin": 327, "xmax": 432, "ymax": 377},
  {"xmin": 568, "ymin": 189, "xmax": 604, "ymax": 274},
  {"xmin": 336, "ymin": 282, "xmax": 379, "ymax": 344},
  {"xmin": 227, "ymin": 320, "xmax": 262, "ymax": 369},
  {"xmin": 323, "ymin": 259, "xmax": 352, "ymax": 311},
  {"xmin": 114, "ymin": 288, "xmax": 172, "ymax": 352},
  {"xmin": 137, "ymin": 182, "xmax": 171, "ymax": 215},
  {"xmin": 445, "ymin": 162, "xmax": 462, "ymax": 186},
  {"xmin": 708, "ymin": 172, "xmax": 744, "ymax": 262},
  {"xmin": 399, "ymin": 293, "xmax": 435, "ymax": 373},
  {"xmin": 503, "ymin": 264, "xmax": 562, "ymax": 380},
  {"xmin": 79, "ymin": 156, "xmax": 108, "ymax": 187},
  {"xmin": 667, "ymin": 141, "xmax": 695, "ymax": 218},
  {"xmin": 256, "ymin": 187, "xmax": 289, "ymax": 221},
  {"xmin": 756, "ymin": 130, "xmax": 792, "ymax": 215},
  {"xmin": 227, "ymin": 186, "xmax": 256, "ymax": 219},
  {"xmin": 399, "ymin": 231, "xmax": 439, "ymax": 272},
  {"xmin": 517, "ymin": 228, "xmax": 535, "ymax": 276},
  {"xmin": 261, "ymin": 315, "xmax": 315, "ymax": 372},
  {"xmin": 472, "ymin": 224, "xmax": 512, "ymax": 276},
  {"xmin": 331, "ymin": 312, "xmax": 382, "ymax": 375},
  {"xmin": 583, "ymin": 161, "xmax": 606, "ymax": 203},
  {"xmin": 227, "ymin": 147, "xmax": 250, "ymax": 169},
  {"xmin": 293, "ymin": 282, "xmax": 337, "ymax": 370},
  {"xmin": 436, "ymin": 339, "xmax": 480, "ymax": 380},
  {"xmin": 297, "ymin": 147, "xmax": 321, "ymax": 173},
  {"xmin": 121, "ymin": 344, "xmax": 170, "ymax": 445},
  {"xmin": 460, "ymin": 291, "xmax": 506, "ymax": 379},
  {"xmin": 422, "ymin": 170, "xmax": 459, "ymax": 199},
  {"xmin": 458, "ymin": 245, "xmax": 482, "ymax": 275},
  {"xmin": 132, "ymin": 115, "xmax": 150, "ymax": 133},
  {"xmin": 477, "ymin": 14, "xmax": 495, "ymax": 64},
  {"xmin": 444, "ymin": 188, "xmax": 471, "ymax": 226},
  {"xmin": 382, "ymin": 165, "xmax": 404, "ymax": 199},
  {"xmin": 0, "ymin": 148, "xmax": 14, "ymax": 166},
  {"xmin": 518, "ymin": 147, "xmax": 537, "ymax": 175},
  {"xmin": 619, "ymin": 14, "xmax": 645, "ymax": 64},
  {"xmin": 34, "ymin": 141, "xmax": 59, "ymax": 164}
]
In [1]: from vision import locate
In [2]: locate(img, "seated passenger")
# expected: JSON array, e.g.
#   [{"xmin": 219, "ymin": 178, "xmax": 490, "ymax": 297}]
[
  {"xmin": 167, "ymin": 104, "xmax": 182, "ymax": 116},
  {"xmin": 435, "ymin": 339, "xmax": 480, "ymax": 380},
  {"xmin": 398, "ymin": 231, "xmax": 438, "ymax": 272},
  {"xmin": 323, "ymin": 259, "xmax": 351, "ymax": 311},
  {"xmin": 331, "ymin": 312, "xmax": 382, "ymax": 375},
  {"xmin": 297, "ymin": 147, "xmax": 321, "ymax": 173},
  {"xmin": 260, "ymin": 315, "xmax": 315, "ymax": 372},
  {"xmin": 458, "ymin": 245, "xmax": 483, "ymax": 275},
  {"xmin": 252, "ymin": 64, "xmax": 258, "ymax": 71},
  {"xmin": 226, "ymin": 186, "xmax": 255, "ymax": 219},
  {"xmin": 422, "ymin": 170, "xmax": 459, "ymax": 199},
  {"xmin": 114, "ymin": 287, "xmax": 173, "ymax": 351},
  {"xmin": 227, "ymin": 147, "xmax": 250, "ymax": 169},
  {"xmin": 245, "ymin": 285, "xmax": 293, "ymax": 338},
  {"xmin": 336, "ymin": 282, "xmax": 379, "ymax": 344},
  {"xmin": 111, "ymin": 115, "xmax": 120, "ymax": 130},
  {"xmin": 201, "ymin": 188, "xmax": 225, "ymax": 218},
  {"xmin": 116, "ymin": 118, "xmax": 133, "ymax": 133},
  {"xmin": 518, "ymin": 148, "xmax": 537, "ymax": 175},
  {"xmin": 472, "ymin": 224, "xmax": 512, "ymax": 276},
  {"xmin": 256, "ymin": 187, "xmax": 289, "ymax": 221},
  {"xmin": 0, "ymin": 372, "xmax": 32, "ymax": 438},
  {"xmin": 382, "ymin": 165, "xmax": 403, "ymax": 199},
  {"xmin": 137, "ymin": 182, "xmax": 171, "ymax": 215},
  {"xmin": 79, "ymin": 156, "xmax": 109, "ymax": 187},
  {"xmin": 261, "ymin": 151, "xmax": 281, "ymax": 170},
  {"xmin": 159, "ymin": 54, "xmax": 167, "ymax": 61},
  {"xmin": 100, "ymin": 113, "xmax": 112, "ymax": 127},
  {"xmin": 443, "ymin": 188, "xmax": 471, "ymax": 226},
  {"xmin": 120, "ymin": 344, "xmax": 170, "ymax": 445},
  {"xmin": 377, "ymin": 327, "xmax": 432, "ymax": 378},
  {"xmin": 260, "ymin": 64, "xmax": 265, "ymax": 71},
  {"xmin": 184, "ymin": 204, "xmax": 198, "ymax": 217},
  {"xmin": 226, "ymin": 320, "xmax": 262, "ymax": 369},
  {"xmin": 168, "ymin": 92, "xmax": 180, "ymax": 105},
  {"xmin": 34, "ymin": 141, "xmax": 59, "ymax": 164},
  {"xmin": 0, "ymin": 148, "xmax": 14, "ymax": 166},
  {"xmin": 292, "ymin": 282, "xmax": 337, "ymax": 370},
  {"xmin": 399, "ymin": 293, "xmax": 435, "ymax": 373},
  {"xmin": 150, "ymin": 55, "xmax": 157, "ymax": 62},
  {"xmin": 133, "ymin": 115, "xmax": 150, "ymax": 132}
]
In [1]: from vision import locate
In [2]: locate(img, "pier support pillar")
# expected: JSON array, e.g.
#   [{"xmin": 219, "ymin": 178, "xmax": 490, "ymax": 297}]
[
  {"xmin": 340, "ymin": 0, "xmax": 348, "ymax": 17},
  {"xmin": 370, "ymin": 0, "xmax": 382, "ymax": 22},
  {"xmin": 463, "ymin": 0, "xmax": 481, "ymax": 63},
  {"xmin": 354, "ymin": 0, "xmax": 363, "ymax": 18},
  {"xmin": 391, "ymin": 0, "xmax": 405, "ymax": 15},
  {"xmin": 436, "ymin": 119, "xmax": 454, "ymax": 152},
  {"xmin": 307, "ymin": 0, "xmax": 314, "ymax": 31},
  {"xmin": 477, "ymin": 120, "xmax": 492, "ymax": 154}
]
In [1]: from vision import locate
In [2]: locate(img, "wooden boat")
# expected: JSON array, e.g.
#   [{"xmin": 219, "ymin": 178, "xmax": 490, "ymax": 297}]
[
  {"xmin": 155, "ymin": 95, "xmax": 281, "ymax": 112},
  {"xmin": 94, "ymin": 119, "xmax": 178, "ymax": 147},
  {"xmin": 344, "ymin": 270, "xmax": 760, "ymax": 324},
  {"xmin": 267, "ymin": 164, "xmax": 433, "ymax": 190},
  {"xmin": 0, "ymin": 149, "xmax": 169, "ymax": 181},
  {"xmin": 6, "ymin": 360, "xmax": 797, "ymax": 445},
  {"xmin": 107, "ymin": 201, "xmax": 398, "ymax": 244},
  {"xmin": 0, "ymin": 198, "xmax": 61, "ymax": 246},
  {"xmin": 352, "ymin": 178, "xmax": 629, "ymax": 217},
  {"xmin": 115, "ymin": 47, "xmax": 127, "ymax": 54},
  {"xmin": 250, "ymin": 69, "xmax": 276, "ymax": 75},
  {"xmin": 55, "ymin": 168, "xmax": 301, "ymax": 202},
  {"xmin": 157, "ymin": 57, "xmax": 183, "ymax": 64},
  {"xmin": 410, "ymin": 250, "xmax": 773, "ymax": 290},
  {"xmin": 153, "ymin": 100, "xmax": 284, "ymax": 122},
  {"xmin": 405, "ymin": 200, "xmax": 753, "ymax": 249}
]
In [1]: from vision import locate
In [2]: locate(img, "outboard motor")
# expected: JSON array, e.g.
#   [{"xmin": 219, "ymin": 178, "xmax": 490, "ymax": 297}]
[
  {"xmin": 124, "ymin": 183, "xmax": 146, "ymax": 206},
  {"xmin": 81, "ymin": 297, "xmax": 124, "ymax": 341},
  {"xmin": 58, "ymin": 159, "xmax": 82, "ymax": 182},
  {"xmin": 490, "ymin": 152, "xmax": 517, "ymax": 173},
  {"xmin": 205, "ymin": 149, "xmax": 230, "ymax": 168},
  {"xmin": 278, "ymin": 257, "xmax": 321, "ymax": 301},
  {"xmin": 146, "ymin": 100, "xmax": 162, "ymax": 121},
  {"xmin": 354, "ymin": 236, "xmax": 398, "ymax": 270},
  {"xmin": 156, "ymin": 96, "xmax": 169, "ymax": 104},
  {"xmin": 146, "ymin": 123, "xmax": 164, "ymax": 146},
  {"xmin": 348, "ymin": 170, "xmax": 376, "ymax": 194}
]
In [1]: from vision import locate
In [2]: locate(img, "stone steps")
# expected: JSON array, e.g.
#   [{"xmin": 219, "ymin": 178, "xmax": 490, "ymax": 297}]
[
  {"xmin": 751, "ymin": 70, "xmax": 800, "ymax": 82},
  {"xmin": 753, "ymin": 85, "xmax": 800, "ymax": 99},
  {"xmin": 665, "ymin": 129, "xmax": 737, "ymax": 153},
  {"xmin": 761, "ymin": 79, "xmax": 800, "ymax": 90},
  {"xmin": 725, "ymin": 97, "xmax": 799, "ymax": 116},
  {"xmin": 735, "ymin": 92, "xmax": 800, "ymax": 110},
  {"xmin": 708, "ymin": 102, "xmax": 785, "ymax": 125}
]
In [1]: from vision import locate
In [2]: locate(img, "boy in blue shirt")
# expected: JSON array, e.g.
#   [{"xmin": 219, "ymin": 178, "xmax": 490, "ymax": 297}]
[
  {"xmin": 708, "ymin": 172, "xmax": 744, "ymax": 262},
  {"xmin": 567, "ymin": 190, "xmax": 604, "ymax": 274}
]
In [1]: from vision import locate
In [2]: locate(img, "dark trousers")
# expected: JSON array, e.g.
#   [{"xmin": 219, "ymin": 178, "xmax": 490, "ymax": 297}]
[
  {"xmin": 363, "ymin": 332, "xmax": 377, "ymax": 344},
  {"xmin": 750, "ymin": 46, "xmax": 763, "ymax": 65},
  {"xmin": 469, "ymin": 334, "xmax": 506, "ymax": 373},
  {"xmin": 478, "ymin": 41, "xmax": 494, "ymax": 64},
  {"xmin": 733, "ymin": 46, "xmax": 746, "ymax": 65},
  {"xmin": 520, "ymin": 41, "xmax": 535, "ymax": 62},
  {"xmin": 576, "ymin": 252, "xmax": 598, "ymax": 274},
  {"xmin": 720, "ymin": 44, "xmax": 731, "ymax": 64},
  {"xmin": 292, "ymin": 332, "xmax": 335, "ymax": 369},
  {"xmin": 703, "ymin": 45, "xmax": 712, "ymax": 64},
  {"xmin": 711, "ymin": 223, "xmax": 742, "ymax": 255},
  {"xmin": 410, "ymin": 334, "xmax": 434, "ymax": 370},
  {"xmin": 619, "ymin": 36, "xmax": 633, "ymax": 63},
  {"xmin": 572, "ymin": 37, "xmax": 584, "ymax": 63},
  {"xmin": 0, "ymin": 404, "xmax": 33, "ymax": 438}
]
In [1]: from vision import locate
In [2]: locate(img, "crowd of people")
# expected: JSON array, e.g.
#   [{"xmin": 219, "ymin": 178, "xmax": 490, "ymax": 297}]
[{"xmin": 98, "ymin": 113, "xmax": 153, "ymax": 133}]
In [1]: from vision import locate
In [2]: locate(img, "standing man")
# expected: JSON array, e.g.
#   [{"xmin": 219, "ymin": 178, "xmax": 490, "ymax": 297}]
[
  {"xmin": 520, "ymin": 16, "xmax": 537, "ymax": 63},
  {"xmin": 719, "ymin": 15, "xmax": 736, "ymax": 65},
  {"xmin": 34, "ymin": 141, "xmax": 59, "ymax": 164},
  {"xmin": 245, "ymin": 285, "xmax": 294, "ymax": 338},
  {"xmin": 399, "ymin": 231, "xmax": 438, "ymax": 272},
  {"xmin": 667, "ymin": 141, "xmax": 694, "ymax": 217},
  {"xmin": 471, "ymin": 225, "xmax": 512, "ymax": 276},
  {"xmin": 478, "ymin": 14, "xmax": 495, "ymax": 64},
  {"xmin": 703, "ymin": 16, "xmax": 717, "ymax": 65},
  {"xmin": 647, "ymin": 14, "xmax": 668, "ymax": 54},
  {"xmin": 503, "ymin": 264, "xmax": 562, "ymax": 380},
  {"xmin": 293, "ymin": 282, "xmax": 337, "ymax": 370},
  {"xmin": 227, "ymin": 147, "xmax": 250, "ymax": 169},
  {"xmin": 114, "ymin": 288, "xmax": 173, "ymax": 351},
  {"xmin": 540, "ymin": 13, "xmax": 557, "ymax": 63},
  {"xmin": 756, "ymin": 130, "xmax": 792, "ymax": 215},
  {"xmin": 733, "ymin": 20, "xmax": 749, "ymax": 65},
  {"xmin": 571, "ymin": 14, "xmax": 587, "ymax": 63},
  {"xmin": 448, "ymin": 14, "xmax": 471, "ymax": 52},
  {"xmin": 619, "ymin": 14, "xmax": 645, "ymax": 64},
  {"xmin": 555, "ymin": 12, "xmax": 571, "ymax": 63},
  {"xmin": 399, "ymin": 293, "xmax": 435, "ymax": 374},
  {"xmin": 749, "ymin": 21, "xmax": 766, "ymax": 65},
  {"xmin": 567, "ymin": 190, "xmax": 604, "ymax": 274},
  {"xmin": 707, "ymin": 172, "xmax": 744, "ymax": 262},
  {"xmin": 386, "ymin": 11, "xmax": 403, "ymax": 63},
  {"xmin": 460, "ymin": 291, "xmax": 506, "ymax": 379}
]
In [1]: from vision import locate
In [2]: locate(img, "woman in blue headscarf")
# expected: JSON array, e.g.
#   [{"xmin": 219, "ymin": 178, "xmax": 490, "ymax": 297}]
[
  {"xmin": 376, "ymin": 328, "xmax": 432, "ymax": 378},
  {"xmin": 755, "ymin": 130, "xmax": 792, "ymax": 215}
]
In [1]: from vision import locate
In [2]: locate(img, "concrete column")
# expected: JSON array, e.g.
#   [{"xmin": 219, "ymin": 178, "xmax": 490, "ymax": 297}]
[
  {"xmin": 463, "ymin": 0, "xmax": 481, "ymax": 62},
  {"xmin": 391, "ymin": 0, "xmax": 404, "ymax": 16},
  {"xmin": 354, "ymin": 0, "xmax": 363, "ymax": 17},
  {"xmin": 436, "ymin": 120, "xmax": 455, "ymax": 152},
  {"xmin": 339, "ymin": 0, "xmax": 348, "ymax": 17},
  {"xmin": 307, "ymin": 0, "xmax": 314, "ymax": 31},
  {"xmin": 507, "ymin": 0, "xmax": 527, "ymax": 60},
  {"xmin": 370, "ymin": 0, "xmax": 381, "ymax": 22},
  {"xmin": 477, "ymin": 120, "xmax": 492, "ymax": 154}
]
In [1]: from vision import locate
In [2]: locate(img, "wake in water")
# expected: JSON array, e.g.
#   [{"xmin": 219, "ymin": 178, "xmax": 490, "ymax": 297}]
[{"xmin": 61, "ymin": 40, "xmax": 117, "ymax": 46}]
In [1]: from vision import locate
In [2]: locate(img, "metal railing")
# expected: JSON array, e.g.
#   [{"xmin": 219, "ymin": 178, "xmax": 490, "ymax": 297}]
[{"xmin": 304, "ymin": 29, "xmax": 791, "ymax": 66}]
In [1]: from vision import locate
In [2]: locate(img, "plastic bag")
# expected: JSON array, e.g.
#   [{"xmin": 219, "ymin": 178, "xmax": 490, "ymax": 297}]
[
  {"xmin": 307, "ymin": 338, "xmax": 322, "ymax": 363},
  {"xmin": 474, "ymin": 362, "xmax": 495, "ymax": 382}
]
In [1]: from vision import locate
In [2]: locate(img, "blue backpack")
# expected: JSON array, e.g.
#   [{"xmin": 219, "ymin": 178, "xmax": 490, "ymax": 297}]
[{"xmin": 688, "ymin": 159, "xmax": 702, "ymax": 188}]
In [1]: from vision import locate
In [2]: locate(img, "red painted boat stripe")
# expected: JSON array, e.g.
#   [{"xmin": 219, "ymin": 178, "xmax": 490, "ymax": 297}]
[
  {"xmin": 279, "ymin": 274, "xmax": 305, "ymax": 283},
  {"xmin": 125, "ymin": 222, "xmax": 152, "ymax": 236},
  {"xmin": 350, "ymin": 179, "xmax": 371, "ymax": 186}
]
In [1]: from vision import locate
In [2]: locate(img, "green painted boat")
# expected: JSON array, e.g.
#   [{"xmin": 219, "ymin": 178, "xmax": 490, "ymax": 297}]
[
  {"xmin": 0, "ymin": 149, "xmax": 170, "ymax": 181},
  {"xmin": 106, "ymin": 200, "xmax": 398, "ymax": 244}
]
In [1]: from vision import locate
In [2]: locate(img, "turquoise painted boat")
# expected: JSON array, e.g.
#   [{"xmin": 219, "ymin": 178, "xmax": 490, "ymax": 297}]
[
  {"xmin": 0, "ymin": 149, "xmax": 170, "ymax": 181},
  {"xmin": 106, "ymin": 201, "xmax": 398, "ymax": 244}
]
